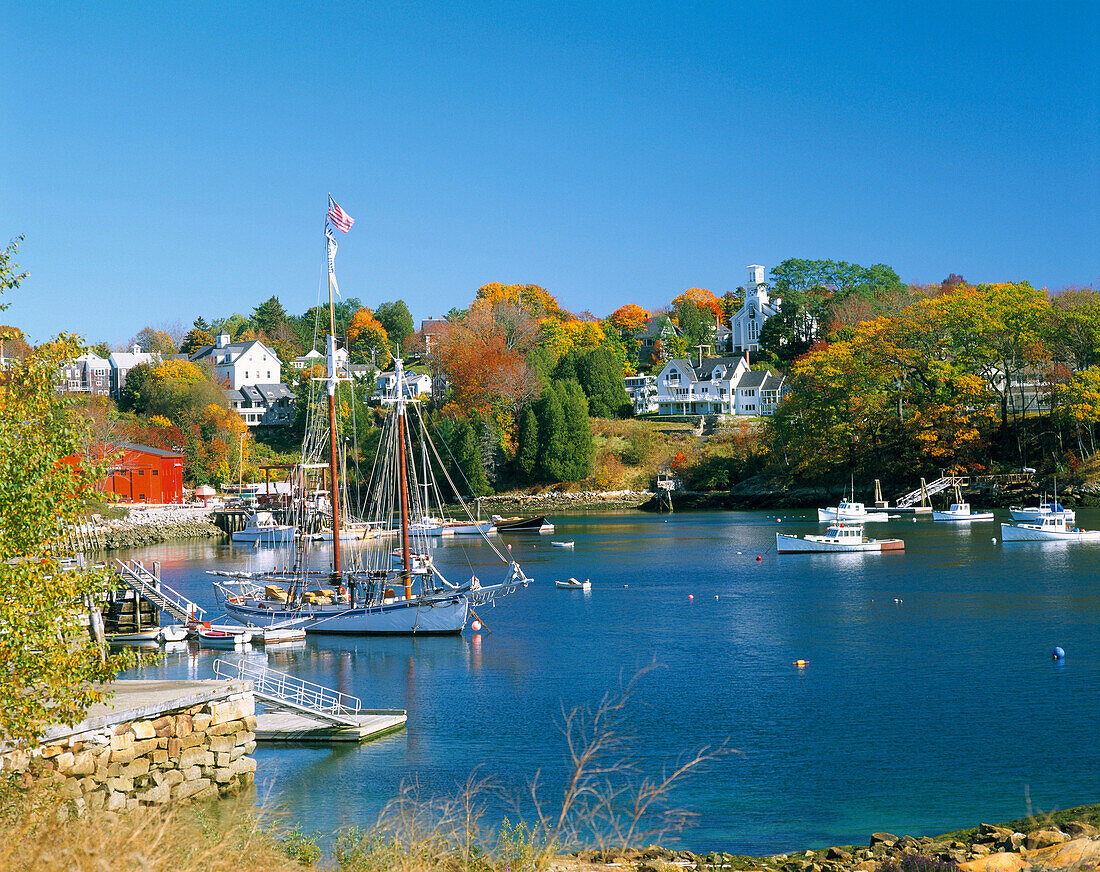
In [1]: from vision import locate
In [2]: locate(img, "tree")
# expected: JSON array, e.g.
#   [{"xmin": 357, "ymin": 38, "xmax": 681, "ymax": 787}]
[
  {"xmin": 560, "ymin": 379, "xmax": 594, "ymax": 479},
  {"xmin": 608, "ymin": 304, "xmax": 651, "ymax": 336},
  {"xmin": 180, "ymin": 326, "xmax": 215, "ymax": 354},
  {"xmin": 89, "ymin": 341, "xmax": 111, "ymax": 359},
  {"xmin": 516, "ymin": 407, "xmax": 539, "ymax": 480},
  {"xmin": 475, "ymin": 283, "xmax": 568, "ymax": 322},
  {"xmin": 449, "ymin": 417, "xmax": 490, "ymax": 496},
  {"xmin": 0, "ymin": 324, "xmax": 32, "ymax": 363},
  {"xmin": 536, "ymin": 386, "xmax": 568, "ymax": 482},
  {"xmin": 211, "ymin": 313, "xmax": 251, "ymax": 341},
  {"xmin": 118, "ymin": 361, "xmax": 154, "ymax": 412},
  {"xmin": 142, "ymin": 360, "xmax": 226, "ymax": 424},
  {"xmin": 721, "ymin": 290, "xmax": 744, "ymax": 321},
  {"xmin": 0, "ymin": 238, "xmax": 126, "ymax": 744},
  {"xmin": 672, "ymin": 299, "xmax": 716, "ymax": 354},
  {"xmin": 346, "ymin": 307, "xmax": 392, "ymax": 367},
  {"xmin": 374, "ymin": 300, "xmax": 415, "ymax": 351},
  {"xmin": 576, "ymin": 347, "xmax": 631, "ymax": 418},
  {"xmin": 672, "ymin": 288, "xmax": 722, "ymax": 321},
  {"xmin": 130, "ymin": 326, "xmax": 176, "ymax": 355},
  {"xmin": 251, "ymin": 295, "xmax": 289, "ymax": 339}
]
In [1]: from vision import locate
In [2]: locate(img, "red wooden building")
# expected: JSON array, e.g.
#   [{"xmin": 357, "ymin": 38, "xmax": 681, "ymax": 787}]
[{"xmin": 65, "ymin": 442, "xmax": 185, "ymax": 504}]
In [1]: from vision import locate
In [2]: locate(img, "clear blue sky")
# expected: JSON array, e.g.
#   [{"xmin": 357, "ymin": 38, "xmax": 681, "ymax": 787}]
[{"xmin": 3, "ymin": 1, "xmax": 1097, "ymax": 346}]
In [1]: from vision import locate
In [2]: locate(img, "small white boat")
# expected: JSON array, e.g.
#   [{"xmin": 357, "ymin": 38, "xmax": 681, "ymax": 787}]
[
  {"xmin": 257, "ymin": 627, "xmax": 307, "ymax": 645},
  {"xmin": 158, "ymin": 625, "xmax": 189, "ymax": 642},
  {"xmin": 442, "ymin": 521, "xmax": 497, "ymax": 536},
  {"xmin": 999, "ymin": 515, "xmax": 1100, "ymax": 542},
  {"xmin": 777, "ymin": 522, "xmax": 905, "ymax": 553},
  {"xmin": 231, "ymin": 511, "xmax": 296, "ymax": 545},
  {"xmin": 195, "ymin": 624, "xmax": 253, "ymax": 647},
  {"xmin": 555, "ymin": 577, "xmax": 591, "ymax": 589},
  {"xmin": 932, "ymin": 502, "xmax": 995, "ymax": 522},
  {"xmin": 108, "ymin": 624, "xmax": 190, "ymax": 644},
  {"xmin": 817, "ymin": 501, "xmax": 890, "ymax": 523},
  {"xmin": 551, "ymin": 541, "xmax": 575, "ymax": 549},
  {"xmin": 1008, "ymin": 501, "xmax": 1075, "ymax": 524}
]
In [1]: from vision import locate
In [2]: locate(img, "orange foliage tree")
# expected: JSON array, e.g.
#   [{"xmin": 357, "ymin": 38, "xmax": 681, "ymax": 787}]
[
  {"xmin": 474, "ymin": 283, "xmax": 569, "ymax": 323},
  {"xmin": 672, "ymin": 288, "xmax": 722, "ymax": 321},
  {"xmin": 346, "ymin": 307, "xmax": 392, "ymax": 367},
  {"xmin": 608, "ymin": 304, "xmax": 651, "ymax": 336}
]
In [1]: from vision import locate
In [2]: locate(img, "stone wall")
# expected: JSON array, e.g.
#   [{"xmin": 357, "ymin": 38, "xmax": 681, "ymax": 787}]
[{"xmin": 1, "ymin": 686, "xmax": 256, "ymax": 817}]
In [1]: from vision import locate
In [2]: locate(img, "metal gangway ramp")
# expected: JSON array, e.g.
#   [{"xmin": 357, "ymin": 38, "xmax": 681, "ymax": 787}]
[
  {"xmin": 212, "ymin": 659, "xmax": 362, "ymax": 728},
  {"xmin": 894, "ymin": 475, "xmax": 968, "ymax": 508},
  {"xmin": 115, "ymin": 559, "xmax": 207, "ymax": 624}
]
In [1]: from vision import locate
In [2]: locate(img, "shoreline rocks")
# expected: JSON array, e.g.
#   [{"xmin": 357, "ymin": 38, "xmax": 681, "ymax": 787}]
[{"xmin": 74, "ymin": 505, "xmax": 226, "ymax": 552}]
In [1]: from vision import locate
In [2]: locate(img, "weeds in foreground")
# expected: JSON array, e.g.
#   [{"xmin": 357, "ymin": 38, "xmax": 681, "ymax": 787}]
[{"xmin": 0, "ymin": 666, "xmax": 731, "ymax": 871}]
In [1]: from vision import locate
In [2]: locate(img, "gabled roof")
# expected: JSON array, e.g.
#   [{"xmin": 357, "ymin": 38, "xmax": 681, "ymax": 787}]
[
  {"xmin": 109, "ymin": 351, "xmax": 158, "ymax": 368},
  {"xmin": 689, "ymin": 356, "xmax": 746, "ymax": 381},
  {"xmin": 110, "ymin": 441, "xmax": 182, "ymax": 459},
  {"xmin": 759, "ymin": 372, "xmax": 785, "ymax": 391},
  {"xmin": 636, "ymin": 315, "xmax": 681, "ymax": 340},
  {"xmin": 735, "ymin": 370, "xmax": 769, "ymax": 389},
  {"xmin": 189, "ymin": 339, "xmax": 275, "ymax": 363}
]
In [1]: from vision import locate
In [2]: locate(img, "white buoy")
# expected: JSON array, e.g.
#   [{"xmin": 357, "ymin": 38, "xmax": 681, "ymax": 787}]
[{"xmin": 991, "ymin": 537, "xmax": 998, "ymax": 544}]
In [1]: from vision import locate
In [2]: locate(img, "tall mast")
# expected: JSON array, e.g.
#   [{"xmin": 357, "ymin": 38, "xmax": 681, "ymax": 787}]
[
  {"xmin": 326, "ymin": 232, "xmax": 343, "ymax": 575},
  {"xmin": 395, "ymin": 358, "xmax": 413, "ymax": 598}
]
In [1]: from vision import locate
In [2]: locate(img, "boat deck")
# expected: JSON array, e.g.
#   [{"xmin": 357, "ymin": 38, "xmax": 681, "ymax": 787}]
[{"xmin": 255, "ymin": 709, "xmax": 407, "ymax": 743}]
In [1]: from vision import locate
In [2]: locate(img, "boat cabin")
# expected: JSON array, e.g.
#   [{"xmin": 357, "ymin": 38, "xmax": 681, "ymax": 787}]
[{"xmin": 824, "ymin": 524, "xmax": 864, "ymax": 541}]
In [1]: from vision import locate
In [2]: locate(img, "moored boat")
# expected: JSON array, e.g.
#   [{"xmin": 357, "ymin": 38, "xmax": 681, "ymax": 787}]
[
  {"xmin": 551, "ymin": 541, "xmax": 575, "ymax": 548},
  {"xmin": 932, "ymin": 491, "xmax": 995, "ymax": 522},
  {"xmin": 817, "ymin": 501, "xmax": 890, "ymax": 523},
  {"xmin": 999, "ymin": 515, "xmax": 1100, "ymax": 542},
  {"xmin": 555, "ymin": 577, "xmax": 591, "ymax": 589},
  {"xmin": 777, "ymin": 522, "xmax": 904, "ymax": 553},
  {"xmin": 196, "ymin": 625, "xmax": 253, "ymax": 647},
  {"xmin": 231, "ymin": 511, "xmax": 296, "ymax": 545},
  {"xmin": 492, "ymin": 514, "xmax": 555, "ymax": 533},
  {"xmin": 1008, "ymin": 501, "xmax": 1075, "ymax": 524}
]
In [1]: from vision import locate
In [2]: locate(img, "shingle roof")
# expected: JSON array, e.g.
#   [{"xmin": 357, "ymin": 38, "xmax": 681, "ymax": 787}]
[
  {"xmin": 736, "ymin": 370, "xmax": 769, "ymax": 389},
  {"xmin": 688, "ymin": 356, "xmax": 745, "ymax": 380},
  {"xmin": 110, "ymin": 441, "xmax": 182, "ymax": 459}
]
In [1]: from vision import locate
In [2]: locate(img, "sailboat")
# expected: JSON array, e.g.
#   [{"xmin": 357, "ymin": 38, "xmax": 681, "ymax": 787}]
[{"xmin": 208, "ymin": 199, "xmax": 530, "ymax": 634}]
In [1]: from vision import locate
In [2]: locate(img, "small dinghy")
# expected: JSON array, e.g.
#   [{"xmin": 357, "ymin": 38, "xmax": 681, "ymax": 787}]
[
  {"xmin": 555, "ymin": 577, "xmax": 591, "ymax": 589},
  {"xmin": 195, "ymin": 624, "xmax": 253, "ymax": 648},
  {"xmin": 257, "ymin": 627, "xmax": 307, "ymax": 645},
  {"xmin": 551, "ymin": 541, "xmax": 575, "ymax": 548}
]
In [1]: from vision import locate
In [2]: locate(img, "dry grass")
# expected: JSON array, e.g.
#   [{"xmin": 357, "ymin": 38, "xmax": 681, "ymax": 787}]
[{"xmin": 0, "ymin": 787, "xmax": 311, "ymax": 872}]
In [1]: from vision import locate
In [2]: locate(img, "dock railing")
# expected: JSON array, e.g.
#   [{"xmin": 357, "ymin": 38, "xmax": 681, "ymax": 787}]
[
  {"xmin": 115, "ymin": 559, "xmax": 206, "ymax": 624},
  {"xmin": 212, "ymin": 659, "xmax": 362, "ymax": 727}
]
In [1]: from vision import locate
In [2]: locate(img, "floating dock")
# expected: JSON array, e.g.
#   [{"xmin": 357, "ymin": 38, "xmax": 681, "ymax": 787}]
[{"xmin": 255, "ymin": 709, "xmax": 407, "ymax": 742}]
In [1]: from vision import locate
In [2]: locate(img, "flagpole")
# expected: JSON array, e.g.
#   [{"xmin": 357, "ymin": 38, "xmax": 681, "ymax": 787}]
[{"xmin": 325, "ymin": 213, "xmax": 343, "ymax": 576}]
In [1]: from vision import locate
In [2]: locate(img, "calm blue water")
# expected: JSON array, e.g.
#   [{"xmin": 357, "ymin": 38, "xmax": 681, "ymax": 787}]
[{"xmin": 120, "ymin": 510, "xmax": 1100, "ymax": 854}]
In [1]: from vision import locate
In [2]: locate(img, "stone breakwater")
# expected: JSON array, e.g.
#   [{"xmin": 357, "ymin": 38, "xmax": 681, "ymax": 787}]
[
  {"xmin": 71, "ymin": 505, "xmax": 225, "ymax": 551},
  {"xmin": 1, "ymin": 682, "xmax": 256, "ymax": 820},
  {"xmin": 557, "ymin": 818, "xmax": 1100, "ymax": 872},
  {"xmin": 474, "ymin": 490, "xmax": 654, "ymax": 512}
]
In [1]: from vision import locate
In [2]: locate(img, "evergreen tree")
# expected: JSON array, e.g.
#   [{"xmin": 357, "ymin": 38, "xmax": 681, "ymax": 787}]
[
  {"xmin": 560, "ymin": 379, "xmax": 593, "ymax": 480},
  {"xmin": 252, "ymin": 295, "xmax": 288, "ymax": 338},
  {"xmin": 479, "ymin": 420, "xmax": 501, "ymax": 486},
  {"xmin": 576, "ymin": 347, "xmax": 631, "ymax": 418},
  {"xmin": 516, "ymin": 406, "xmax": 539, "ymax": 481},
  {"xmin": 535, "ymin": 386, "xmax": 568, "ymax": 482},
  {"xmin": 118, "ymin": 361, "xmax": 154, "ymax": 412},
  {"xmin": 450, "ymin": 418, "xmax": 490, "ymax": 496}
]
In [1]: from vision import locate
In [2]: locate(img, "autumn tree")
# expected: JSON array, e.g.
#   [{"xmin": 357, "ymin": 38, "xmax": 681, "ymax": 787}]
[
  {"xmin": 346, "ymin": 307, "xmax": 392, "ymax": 367},
  {"xmin": 475, "ymin": 283, "xmax": 568, "ymax": 322},
  {"xmin": 180, "ymin": 323, "xmax": 215, "ymax": 354},
  {"xmin": 672, "ymin": 288, "xmax": 722, "ymax": 321},
  {"xmin": 608, "ymin": 304, "xmax": 651, "ymax": 336},
  {"xmin": 130, "ymin": 326, "xmax": 176, "ymax": 356},
  {"xmin": 141, "ymin": 359, "xmax": 226, "ymax": 424}
]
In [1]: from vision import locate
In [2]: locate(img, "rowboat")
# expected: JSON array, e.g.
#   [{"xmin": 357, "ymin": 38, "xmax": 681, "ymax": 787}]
[{"xmin": 551, "ymin": 541, "xmax": 575, "ymax": 548}]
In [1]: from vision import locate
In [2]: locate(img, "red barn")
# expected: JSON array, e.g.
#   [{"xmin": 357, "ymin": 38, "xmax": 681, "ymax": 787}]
[
  {"xmin": 104, "ymin": 443, "xmax": 184, "ymax": 504},
  {"xmin": 64, "ymin": 442, "xmax": 185, "ymax": 504}
]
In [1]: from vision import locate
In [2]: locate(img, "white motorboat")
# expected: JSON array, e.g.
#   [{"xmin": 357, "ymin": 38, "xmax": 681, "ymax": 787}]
[
  {"xmin": 817, "ymin": 500, "xmax": 890, "ymax": 523},
  {"xmin": 108, "ymin": 624, "xmax": 190, "ymax": 644},
  {"xmin": 231, "ymin": 511, "xmax": 296, "ymax": 545},
  {"xmin": 777, "ymin": 522, "xmax": 905, "ymax": 553},
  {"xmin": 442, "ymin": 520, "xmax": 497, "ymax": 535},
  {"xmin": 551, "ymin": 541, "xmax": 575, "ymax": 548},
  {"xmin": 932, "ymin": 491, "xmax": 995, "ymax": 522},
  {"xmin": 556, "ymin": 577, "xmax": 591, "ymax": 589},
  {"xmin": 158, "ymin": 625, "xmax": 189, "ymax": 642},
  {"xmin": 1008, "ymin": 501, "xmax": 1075, "ymax": 524},
  {"xmin": 999, "ymin": 515, "xmax": 1100, "ymax": 542}
]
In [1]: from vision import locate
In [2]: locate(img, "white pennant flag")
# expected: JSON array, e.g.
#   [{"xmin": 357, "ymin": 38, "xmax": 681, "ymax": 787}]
[{"xmin": 326, "ymin": 226, "xmax": 341, "ymax": 297}]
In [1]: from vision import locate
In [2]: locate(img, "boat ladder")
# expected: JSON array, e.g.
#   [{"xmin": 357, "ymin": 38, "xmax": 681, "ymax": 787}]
[
  {"xmin": 115, "ymin": 559, "xmax": 207, "ymax": 624},
  {"xmin": 212, "ymin": 659, "xmax": 362, "ymax": 728},
  {"xmin": 894, "ymin": 475, "xmax": 968, "ymax": 508}
]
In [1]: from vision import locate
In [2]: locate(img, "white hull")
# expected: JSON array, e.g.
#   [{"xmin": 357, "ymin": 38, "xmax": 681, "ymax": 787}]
[
  {"xmin": 817, "ymin": 508, "xmax": 889, "ymax": 522},
  {"xmin": 1008, "ymin": 508, "xmax": 1076, "ymax": 523},
  {"xmin": 776, "ymin": 532, "xmax": 904, "ymax": 553},
  {"xmin": 220, "ymin": 595, "xmax": 469, "ymax": 635},
  {"xmin": 232, "ymin": 527, "xmax": 296, "ymax": 544},
  {"xmin": 197, "ymin": 628, "xmax": 253, "ymax": 648},
  {"xmin": 443, "ymin": 522, "xmax": 496, "ymax": 535},
  {"xmin": 932, "ymin": 510, "xmax": 995, "ymax": 522},
  {"xmin": 999, "ymin": 522, "xmax": 1100, "ymax": 542},
  {"xmin": 556, "ymin": 578, "xmax": 590, "ymax": 589}
]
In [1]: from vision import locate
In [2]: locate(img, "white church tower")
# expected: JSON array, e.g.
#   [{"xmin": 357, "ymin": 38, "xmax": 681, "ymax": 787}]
[{"xmin": 729, "ymin": 264, "xmax": 779, "ymax": 356}]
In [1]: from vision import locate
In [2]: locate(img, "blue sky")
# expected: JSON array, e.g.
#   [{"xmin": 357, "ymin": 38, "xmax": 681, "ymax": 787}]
[{"xmin": 3, "ymin": 1, "xmax": 1097, "ymax": 346}]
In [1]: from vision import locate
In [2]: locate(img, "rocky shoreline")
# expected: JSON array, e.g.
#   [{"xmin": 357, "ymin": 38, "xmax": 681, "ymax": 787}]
[
  {"xmin": 72, "ymin": 506, "xmax": 225, "ymax": 552},
  {"xmin": 554, "ymin": 807, "xmax": 1100, "ymax": 872},
  {"xmin": 472, "ymin": 489, "xmax": 655, "ymax": 512}
]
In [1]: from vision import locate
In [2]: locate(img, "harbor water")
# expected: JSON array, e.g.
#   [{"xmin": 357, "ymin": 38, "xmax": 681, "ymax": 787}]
[{"xmin": 120, "ymin": 509, "xmax": 1100, "ymax": 854}]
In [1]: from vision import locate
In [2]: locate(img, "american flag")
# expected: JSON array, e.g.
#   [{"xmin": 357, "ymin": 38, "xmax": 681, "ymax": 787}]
[
  {"xmin": 327, "ymin": 195, "xmax": 354, "ymax": 233},
  {"xmin": 325, "ymin": 226, "xmax": 341, "ymax": 297}
]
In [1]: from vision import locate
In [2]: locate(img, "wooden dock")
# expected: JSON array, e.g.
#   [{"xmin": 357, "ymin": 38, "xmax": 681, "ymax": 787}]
[{"xmin": 255, "ymin": 709, "xmax": 407, "ymax": 743}]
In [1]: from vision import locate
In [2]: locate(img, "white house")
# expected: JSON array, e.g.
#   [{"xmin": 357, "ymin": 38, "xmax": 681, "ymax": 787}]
[
  {"xmin": 376, "ymin": 370, "xmax": 434, "ymax": 401},
  {"xmin": 654, "ymin": 354, "xmax": 785, "ymax": 416},
  {"xmin": 624, "ymin": 374, "xmax": 658, "ymax": 414},
  {"xmin": 225, "ymin": 383, "xmax": 296, "ymax": 427},
  {"xmin": 189, "ymin": 332, "xmax": 282, "ymax": 390},
  {"xmin": 58, "ymin": 351, "xmax": 111, "ymax": 396},
  {"xmin": 728, "ymin": 265, "xmax": 780, "ymax": 356},
  {"xmin": 108, "ymin": 345, "xmax": 162, "ymax": 397},
  {"xmin": 291, "ymin": 347, "xmax": 349, "ymax": 370}
]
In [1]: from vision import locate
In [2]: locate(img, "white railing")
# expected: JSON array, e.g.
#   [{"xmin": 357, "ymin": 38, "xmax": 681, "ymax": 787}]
[
  {"xmin": 115, "ymin": 560, "xmax": 206, "ymax": 623},
  {"xmin": 894, "ymin": 476, "xmax": 968, "ymax": 508},
  {"xmin": 212, "ymin": 659, "xmax": 361, "ymax": 727}
]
